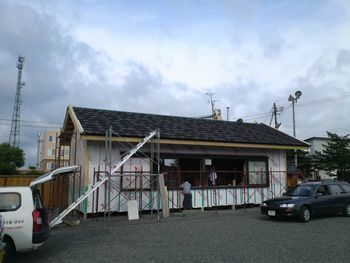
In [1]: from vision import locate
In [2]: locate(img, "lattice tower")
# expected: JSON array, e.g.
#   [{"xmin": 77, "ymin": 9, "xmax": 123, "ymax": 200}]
[{"xmin": 9, "ymin": 56, "xmax": 25, "ymax": 148}]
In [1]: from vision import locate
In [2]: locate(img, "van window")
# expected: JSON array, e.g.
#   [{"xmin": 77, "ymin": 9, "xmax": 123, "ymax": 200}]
[
  {"xmin": 0, "ymin": 193, "xmax": 21, "ymax": 212},
  {"xmin": 32, "ymin": 190, "xmax": 43, "ymax": 210}
]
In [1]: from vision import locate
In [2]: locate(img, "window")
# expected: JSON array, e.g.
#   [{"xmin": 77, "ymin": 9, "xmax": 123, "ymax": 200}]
[
  {"xmin": 0, "ymin": 193, "xmax": 21, "ymax": 212},
  {"xmin": 48, "ymin": 135, "xmax": 54, "ymax": 142},
  {"xmin": 288, "ymin": 185, "xmax": 317, "ymax": 196},
  {"xmin": 248, "ymin": 160, "xmax": 268, "ymax": 185},
  {"xmin": 328, "ymin": 184, "xmax": 343, "ymax": 195},
  {"xmin": 160, "ymin": 156, "xmax": 269, "ymax": 188},
  {"xmin": 47, "ymin": 162, "xmax": 55, "ymax": 170},
  {"xmin": 208, "ymin": 159, "xmax": 245, "ymax": 186},
  {"xmin": 32, "ymin": 189, "xmax": 43, "ymax": 210},
  {"xmin": 162, "ymin": 159, "xmax": 178, "ymax": 188},
  {"xmin": 316, "ymin": 185, "xmax": 330, "ymax": 195},
  {"xmin": 47, "ymin": 148, "xmax": 55, "ymax": 156},
  {"xmin": 340, "ymin": 184, "xmax": 350, "ymax": 193}
]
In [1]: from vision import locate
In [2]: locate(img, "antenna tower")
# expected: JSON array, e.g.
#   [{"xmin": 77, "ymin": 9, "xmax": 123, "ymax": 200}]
[{"xmin": 9, "ymin": 56, "xmax": 25, "ymax": 148}]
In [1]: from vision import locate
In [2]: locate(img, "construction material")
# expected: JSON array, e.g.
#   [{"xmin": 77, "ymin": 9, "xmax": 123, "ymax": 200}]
[
  {"xmin": 49, "ymin": 130, "xmax": 158, "ymax": 228},
  {"xmin": 158, "ymin": 173, "xmax": 169, "ymax": 218},
  {"xmin": 127, "ymin": 200, "xmax": 139, "ymax": 220}
]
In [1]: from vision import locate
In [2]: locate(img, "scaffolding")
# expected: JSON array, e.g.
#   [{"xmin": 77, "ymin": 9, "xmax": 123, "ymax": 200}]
[
  {"xmin": 49, "ymin": 128, "xmax": 160, "ymax": 227},
  {"xmin": 91, "ymin": 127, "xmax": 162, "ymax": 221}
]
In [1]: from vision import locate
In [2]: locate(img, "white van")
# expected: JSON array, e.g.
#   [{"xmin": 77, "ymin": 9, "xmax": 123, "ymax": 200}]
[
  {"xmin": 0, "ymin": 215, "xmax": 5, "ymax": 262},
  {"xmin": 0, "ymin": 166, "xmax": 78, "ymax": 260}
]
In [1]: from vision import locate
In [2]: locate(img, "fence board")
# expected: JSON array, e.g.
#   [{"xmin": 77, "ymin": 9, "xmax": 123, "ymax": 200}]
[{"xmin": 0, "ymin": 175, "xmax": 68, "ymax": 210}]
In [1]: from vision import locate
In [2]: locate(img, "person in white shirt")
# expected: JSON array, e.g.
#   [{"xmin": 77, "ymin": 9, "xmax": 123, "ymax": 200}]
[
  {"xmin": 208, "ymin": 166, "xmax": 217, "ymax": 186},
  {"xmin": 180, "ymin": 181, "xmax": 192, "ymax": 209}
]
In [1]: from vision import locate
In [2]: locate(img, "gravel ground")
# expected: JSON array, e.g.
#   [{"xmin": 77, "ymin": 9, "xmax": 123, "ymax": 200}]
[{"xmin": 14, "ymin": 208, "xmax": 350, "ymax": 263}]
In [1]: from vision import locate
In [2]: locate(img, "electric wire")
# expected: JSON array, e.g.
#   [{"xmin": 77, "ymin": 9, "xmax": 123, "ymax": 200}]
[{"xmin": 236, "ymin": 93, "xmax": 350, "ymax": 122}]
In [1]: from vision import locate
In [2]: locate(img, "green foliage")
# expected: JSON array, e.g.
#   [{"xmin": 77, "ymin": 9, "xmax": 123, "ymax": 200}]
[
  {"xmin": 313, "ymin": 132, "xmax": 350, "ymax": 181},
  {"xmin": 0, "ymin": 143, "xmax": 25, "ymax": 175},
  {"xmin": 20, "ymin": 169, "xmax": 45, "ymax": 176},
  {"xmin": 286, "ymin": 150, "xmax": 313, "ymax": 178}
]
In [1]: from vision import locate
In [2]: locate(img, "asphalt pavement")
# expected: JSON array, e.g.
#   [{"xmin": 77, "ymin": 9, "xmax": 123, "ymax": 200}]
[{"xmin": 14, "ymin": 208, "xmax": 350, "ymax": 263}]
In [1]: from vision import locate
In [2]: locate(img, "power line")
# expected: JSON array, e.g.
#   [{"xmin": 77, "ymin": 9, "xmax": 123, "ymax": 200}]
[
  {"xmin": 0, "ymin": 123, "xmax": 61, "ymax": 129},
  {"xmin": 0, "ymin": 118, "xmax": 62, "ymax": 125},
  {"xmin": 233, "ymin": 92, "xmax": 350, "ymax": 122}
]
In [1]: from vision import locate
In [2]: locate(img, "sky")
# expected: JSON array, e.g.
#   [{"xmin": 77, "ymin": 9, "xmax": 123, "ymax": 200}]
[{"xmin": 0, "ymin": 0, "xmax": 349, "ymax": 167}]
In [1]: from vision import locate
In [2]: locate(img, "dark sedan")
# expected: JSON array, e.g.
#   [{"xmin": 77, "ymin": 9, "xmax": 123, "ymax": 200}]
[{"xmin": 261, "ymin": 181, "xmax": 350, "ymax": 222}]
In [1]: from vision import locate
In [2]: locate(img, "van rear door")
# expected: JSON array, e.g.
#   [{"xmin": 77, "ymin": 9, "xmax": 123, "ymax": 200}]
[
  {"xmin": 31, "ymin": 188, "xmax": 49, "ymax": 244},
  {"xmin": 30, "ymin": 165, "xmax": 78, "ymax": 187}
]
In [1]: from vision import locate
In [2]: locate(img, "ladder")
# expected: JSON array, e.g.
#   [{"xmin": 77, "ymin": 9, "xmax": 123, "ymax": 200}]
[{"xmin": 49, "ymin": 129, "xmax": 158, "ymax": 228}]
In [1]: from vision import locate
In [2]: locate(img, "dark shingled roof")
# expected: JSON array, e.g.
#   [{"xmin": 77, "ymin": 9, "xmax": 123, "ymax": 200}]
[{"xmin": 72, "ymin": 106, "xmax": 308, "ymax": 147}]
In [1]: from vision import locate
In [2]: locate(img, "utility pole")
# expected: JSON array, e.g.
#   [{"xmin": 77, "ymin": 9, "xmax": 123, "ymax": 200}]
[
  {"xmin": 288, "ymin": 91, "xmax": 302, "ymax": 167},
  {"xmin": 269, "ymin": 103, "xmax": 283, "ymax": 129},
  {"xmin": 9, "ymin": 56, "xmax": 25, "ymax": 148},
  {"xmin": 36, "ymin": 133, "xmax": 44, "ymax": 169}
]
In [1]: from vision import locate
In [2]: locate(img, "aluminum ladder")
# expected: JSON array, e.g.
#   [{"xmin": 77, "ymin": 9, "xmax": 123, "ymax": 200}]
[{"xmin": 49, "ymin": 129, "xmax": 158, "ymax": 228}]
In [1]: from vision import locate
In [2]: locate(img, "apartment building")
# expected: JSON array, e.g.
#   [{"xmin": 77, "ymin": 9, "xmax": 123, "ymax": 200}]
[{"xmin": 38, "ymin": 130, "xmax": 70, "ymax": 170}]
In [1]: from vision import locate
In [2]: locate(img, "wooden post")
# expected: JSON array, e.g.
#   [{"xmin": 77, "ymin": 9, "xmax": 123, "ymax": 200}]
[{"xmin": 158, "ymin": 173, "xmax": 169, "ymax": 218}]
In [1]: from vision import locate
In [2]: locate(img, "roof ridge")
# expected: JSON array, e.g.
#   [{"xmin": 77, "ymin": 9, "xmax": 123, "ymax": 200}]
[{"xmin": 72, "ymin": 106, "xmax": 263, "ymax": 126}]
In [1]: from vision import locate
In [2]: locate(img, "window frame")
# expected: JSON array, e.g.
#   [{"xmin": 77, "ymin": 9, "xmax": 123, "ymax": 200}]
[
  {"xmin": 0, "ymin": 192, "xmax": 22, "ymax": 212},
  {"xmin": 247, "ymin": 158, "xmax": 269, "ymax": 186},
  {"xmin": 159, "ymin": 155, "xmax": 270, "ymax": 189}
]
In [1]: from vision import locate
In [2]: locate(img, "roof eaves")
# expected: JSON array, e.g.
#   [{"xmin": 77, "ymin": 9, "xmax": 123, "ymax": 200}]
[
  {"xmin": 69, "ymin": 105, "xmax": 84, "ymax": 133},
  {"xmin": 260, "ymin": 123, "xmax": 309, "ymax": 147}
]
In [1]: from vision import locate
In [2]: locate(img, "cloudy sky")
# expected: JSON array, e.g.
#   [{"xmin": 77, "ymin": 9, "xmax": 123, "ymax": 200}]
[{"xmin": 0, "ymin": 0, "xmax": 349, "ymax": 167}]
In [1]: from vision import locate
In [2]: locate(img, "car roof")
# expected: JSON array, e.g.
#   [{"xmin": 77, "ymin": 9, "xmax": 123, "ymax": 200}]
[{"xmin": 300, "ymin": 180, "xmax": 349, "ymax": 186}]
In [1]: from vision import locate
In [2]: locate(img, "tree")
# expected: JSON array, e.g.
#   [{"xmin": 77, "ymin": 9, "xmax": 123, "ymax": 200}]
[
  {"xmin": 0, "ymin": 143, "xmax": 25, "ymax": 175},
  {"xmin": 312, "ymin": 132, "xmax": 350, "ymax": 181}
]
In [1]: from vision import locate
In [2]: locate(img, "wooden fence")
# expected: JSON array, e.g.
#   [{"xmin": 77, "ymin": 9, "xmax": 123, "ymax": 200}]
[{"xmin": 0, "ymin": 175, "xmax": 69, "ymax": 211}]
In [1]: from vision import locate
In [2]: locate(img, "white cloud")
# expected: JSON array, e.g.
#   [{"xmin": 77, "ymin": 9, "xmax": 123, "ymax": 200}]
[{"xmin": 0, "ymin": 0, "xmax": 349, "ymax": 166}]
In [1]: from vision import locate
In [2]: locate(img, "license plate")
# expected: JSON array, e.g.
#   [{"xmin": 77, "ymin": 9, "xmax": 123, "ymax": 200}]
[{"xmin": 268, "ymin": 210, "xmax": 276, "ymax": 216}]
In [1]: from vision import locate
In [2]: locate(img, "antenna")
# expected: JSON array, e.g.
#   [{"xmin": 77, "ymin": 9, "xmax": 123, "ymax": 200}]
[
  {"xmin": 205, "ymin": 92, "xmax": 217, "ymax": 115},
  {"xmin": 9, "ymin": 55, "xmax": 25, "ymax": 148}
]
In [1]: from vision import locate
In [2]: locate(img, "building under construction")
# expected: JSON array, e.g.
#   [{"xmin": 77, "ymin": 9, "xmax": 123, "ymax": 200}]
[{"xmin": 57, "ymin": 105, "xmax": 308, "ymax": 218}]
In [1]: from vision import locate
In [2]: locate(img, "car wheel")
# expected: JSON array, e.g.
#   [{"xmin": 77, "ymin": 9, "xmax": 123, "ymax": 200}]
[
  {"xmin": 299, "ymin": 206, "xmax": 311, "ymax": 223},
  {"xmin": 3, "ymin": 237, "xmax": 15, "ymax": 263},
  {"xmin": 344, "ymin": 203, "xmax": 350, "ymax": 217}
]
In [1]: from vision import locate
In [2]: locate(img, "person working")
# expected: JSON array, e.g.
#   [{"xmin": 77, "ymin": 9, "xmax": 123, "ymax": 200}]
[
  {"xmin": 180, "ymin": 181, "xmax": 192, "ymax": 209},
  {"xmin": 208, "ymin": 166, "xmax": 217, "ymax": 186}
]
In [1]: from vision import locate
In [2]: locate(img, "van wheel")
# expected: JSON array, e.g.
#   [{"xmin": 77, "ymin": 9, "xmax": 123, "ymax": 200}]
[
  {"xmin": 299, "ymin": 206, "xmax": 311, "ymax": 222},
  {"xmin": 3, "ymin": 236, "xmax": 15, "ymax": 263},
  {"xmin": 344, "ymin": 203, "xmax": 350, "ymax": 217}
]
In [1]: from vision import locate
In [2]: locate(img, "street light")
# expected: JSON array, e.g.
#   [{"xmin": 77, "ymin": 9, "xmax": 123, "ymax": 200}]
[{"xmin": 288, "ymin": 90, "xmax": 302, "ymax": 167}]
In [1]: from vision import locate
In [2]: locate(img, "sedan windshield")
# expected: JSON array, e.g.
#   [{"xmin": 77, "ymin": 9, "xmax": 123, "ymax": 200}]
[{"xmin": 287, "ymin": 185, "xmax": 317, "ymax": 196}]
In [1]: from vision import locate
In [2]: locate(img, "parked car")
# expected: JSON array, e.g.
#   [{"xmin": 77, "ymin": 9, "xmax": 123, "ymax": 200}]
[
  {"xmin": 261, "ymin": 181, "xmax": 350, "ymax": 222},
  {"xmin": 0, "ymin": 165, "xmax": 78, "ymax": 260}
]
